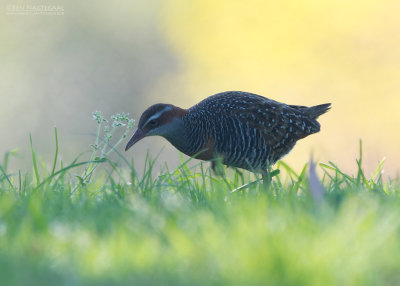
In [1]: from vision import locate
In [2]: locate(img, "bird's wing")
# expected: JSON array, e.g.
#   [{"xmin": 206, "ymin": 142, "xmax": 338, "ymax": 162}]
[{"xmin": 230, "ymin": 97, "xmax": 316, "ymax": 147}]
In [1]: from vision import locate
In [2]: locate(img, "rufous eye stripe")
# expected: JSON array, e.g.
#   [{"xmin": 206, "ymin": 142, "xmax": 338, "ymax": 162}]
[{"xmin": 143, "ymin": 106, "xmax": 173, "ymax": 128}]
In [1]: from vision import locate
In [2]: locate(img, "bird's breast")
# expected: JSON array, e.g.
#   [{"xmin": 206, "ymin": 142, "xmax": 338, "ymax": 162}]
[{"xmin": 190, "ymin": 135, "xmax": 216, "ymax": 160}]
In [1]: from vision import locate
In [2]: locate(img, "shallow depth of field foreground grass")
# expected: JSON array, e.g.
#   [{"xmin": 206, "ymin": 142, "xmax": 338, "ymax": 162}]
[{"xmin": 0, "ymin": 114, "xmax": 399, "ymax": 286}]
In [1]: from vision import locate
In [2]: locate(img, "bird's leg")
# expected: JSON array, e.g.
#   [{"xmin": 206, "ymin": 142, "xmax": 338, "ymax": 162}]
[
  {"xmin": 261, "ymin": 171, "xmax": 271, "ymax": 190},
  {"xmin": 261, "ymin": 167, "xmax": 280, "ymax": 191},
  {"xmin": 211, "ymin": 161, "xmax": 217, "ymax": 173},
  {"xmin": 211, "ymin": 157, "xmax": 225, "ymax": 176}
]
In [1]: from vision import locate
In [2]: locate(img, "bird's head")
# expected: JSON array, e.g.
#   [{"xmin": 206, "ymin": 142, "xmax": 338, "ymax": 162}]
[{"xmin": 125, "ymin": 103, "xmax": 188, "ymax": 151}]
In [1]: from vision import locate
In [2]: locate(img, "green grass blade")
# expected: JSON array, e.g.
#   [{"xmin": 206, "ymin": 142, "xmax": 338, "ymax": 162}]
[
  {"xmin": 51, "ymin": 127, "xmax": 59, "ymax": 176},
  {"xmin": 18, "ymin": 170, "xmax": 22, "ymax": 192},
  {"xmin": 35, "ymin": 158, "xmax": 106, "ymax": 190},
  {"xmin": 356, "ymin": 159, "xmax": 372, "ymax": 191},
  {"xmin": 29, "ymin": 133, "xmax": 40, "ymax": 186},
  {"xmin": 319, "ymin": 163, "xmax": 336, "ymax": 172},
  {"xmin": 278, "ymin": 160, "xmax": 299, "ymax": 179},
  {"xmin": 0, "ymin": 164, "xmax": 15, "ymax": 190},
  {"xmin": 328, "ymin": 161, "xmax": 354, "ymax": 183},
  {"xmin": 372, "ymin": 157, "xmax": 386, "ymax": 183},
  {"xmin": 356, "ymin": 139, "xmax": 363, "ymax": 185}
]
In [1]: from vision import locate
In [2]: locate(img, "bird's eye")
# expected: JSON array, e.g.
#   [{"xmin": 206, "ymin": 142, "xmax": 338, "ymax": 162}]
[{"xmin": 149, "ymin": 120, "xmax": 158, "ymax": 127}]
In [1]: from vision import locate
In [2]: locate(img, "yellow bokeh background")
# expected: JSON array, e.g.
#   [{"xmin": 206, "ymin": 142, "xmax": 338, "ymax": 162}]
[{"xmin": 155, "ymin": 0, "xmax": 400, "ymax": 175}]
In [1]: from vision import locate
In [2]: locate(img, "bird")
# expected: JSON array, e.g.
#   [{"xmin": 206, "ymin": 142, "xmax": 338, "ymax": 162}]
[{"xmin": 125, "ymin": 91, "xmax": 331, "ymax": 173}]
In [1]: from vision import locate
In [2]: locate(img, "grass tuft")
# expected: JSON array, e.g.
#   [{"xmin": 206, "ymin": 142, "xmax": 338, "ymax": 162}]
[{"xmin": 0, "ymin": 113, "xmax": 398, "ymax": 286}]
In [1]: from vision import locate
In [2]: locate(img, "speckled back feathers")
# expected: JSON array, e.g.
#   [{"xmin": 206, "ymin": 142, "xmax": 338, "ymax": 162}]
[{"xmin": 181, "ymin": 91, "xmax": 330, "ymax": 171}]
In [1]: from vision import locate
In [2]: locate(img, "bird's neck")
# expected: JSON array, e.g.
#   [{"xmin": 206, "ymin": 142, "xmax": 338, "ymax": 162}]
[{"xmin": 160, "ymin": 116, "xmax": 194, "ymax": 155}]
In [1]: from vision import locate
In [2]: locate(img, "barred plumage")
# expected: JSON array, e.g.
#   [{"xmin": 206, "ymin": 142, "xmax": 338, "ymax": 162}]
[{"xmin": 125, "ymin": 91, "xmax": 331, "ymax": 173}]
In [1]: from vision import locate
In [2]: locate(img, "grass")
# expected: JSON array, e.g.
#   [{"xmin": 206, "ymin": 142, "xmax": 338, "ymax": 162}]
[{"xmin": 0, "ymin": 113, "xmax": 399, "ymax": 286}]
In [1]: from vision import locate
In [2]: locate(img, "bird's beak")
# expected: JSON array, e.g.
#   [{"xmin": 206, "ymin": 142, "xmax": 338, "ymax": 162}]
[{"xmin": 125, "ymin": 128, "xmax": 145, "ymax": 151}]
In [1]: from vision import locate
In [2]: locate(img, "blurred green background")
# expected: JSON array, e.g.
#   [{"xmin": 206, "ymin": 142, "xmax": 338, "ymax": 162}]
[{"xmin": 1, "ymin": 0, "xmax": 399, "ymax": 175}]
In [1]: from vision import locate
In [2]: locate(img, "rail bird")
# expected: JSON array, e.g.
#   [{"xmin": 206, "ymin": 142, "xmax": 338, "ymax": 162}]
[{"xmin": 125, "ymin": 91, "xmax": 330, "ymax": 173}]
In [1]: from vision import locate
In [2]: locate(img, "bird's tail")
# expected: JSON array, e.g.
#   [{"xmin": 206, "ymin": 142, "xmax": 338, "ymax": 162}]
[{"xmin": 305, "ymin": 103, "xmax": 331, "ymax": 119}]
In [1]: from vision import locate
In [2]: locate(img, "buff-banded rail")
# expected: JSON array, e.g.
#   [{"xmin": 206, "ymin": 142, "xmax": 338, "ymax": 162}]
[{"xmin": 125, "ymin": 91, "xmax": 331, "ymax": 173}]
